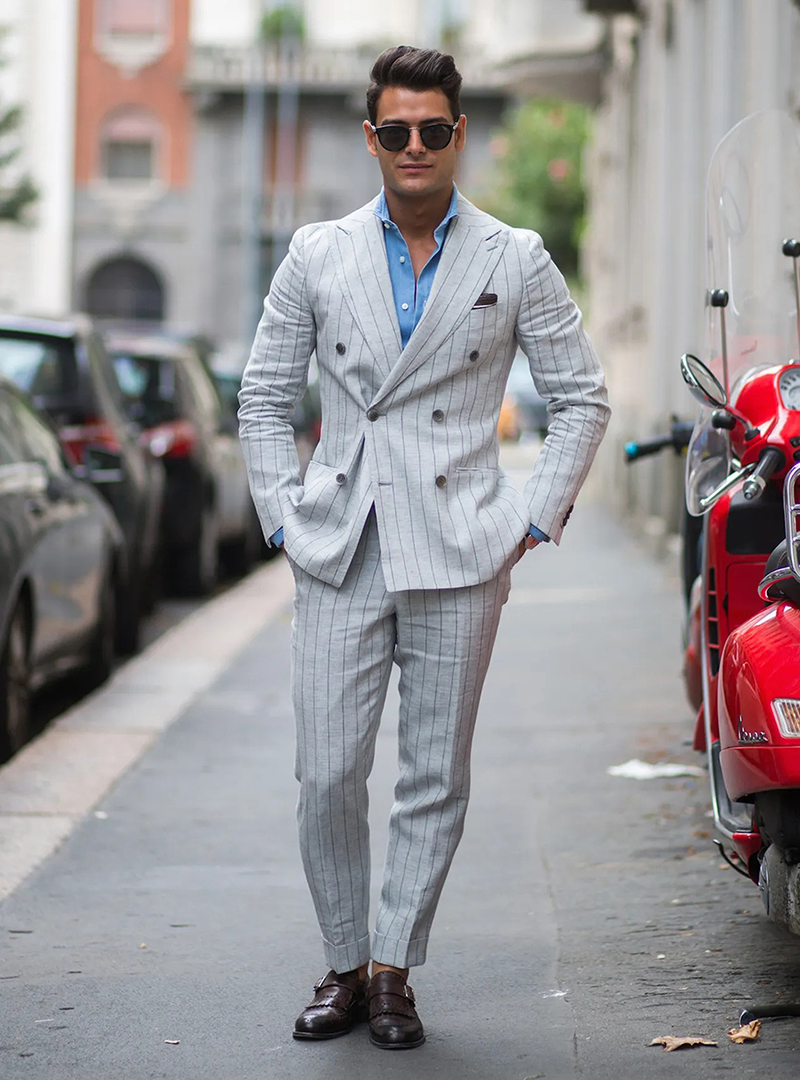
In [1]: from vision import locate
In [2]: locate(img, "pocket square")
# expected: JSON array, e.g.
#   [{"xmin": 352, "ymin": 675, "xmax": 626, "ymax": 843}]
[{"xmin": 472, "ymin": 292, "xmax": 498, "ymax": 309}]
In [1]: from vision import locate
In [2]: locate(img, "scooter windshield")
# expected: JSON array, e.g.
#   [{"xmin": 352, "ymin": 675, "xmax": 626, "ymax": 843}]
[{"xmin": 686, "ymin": 109, "xmax": 800, "ymax": 515}]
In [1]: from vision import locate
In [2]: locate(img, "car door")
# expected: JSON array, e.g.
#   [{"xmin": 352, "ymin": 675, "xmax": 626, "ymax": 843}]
[
  {"xmin": 7, "ymin": 389, "xmax": 107, "ymax": 659},
  {"xmin": 181, "ymin": 353, "xmax": 247, "ymax": 539}
]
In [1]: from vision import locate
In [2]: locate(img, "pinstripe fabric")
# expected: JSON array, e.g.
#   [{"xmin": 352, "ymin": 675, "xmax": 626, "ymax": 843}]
[
  {"xmin": 291, "ymin": 510, "xmax": 511, "ymax": 971},
  {"xmin": 238, "ymin": 190, "xmax": 610, "ymax": 593}
]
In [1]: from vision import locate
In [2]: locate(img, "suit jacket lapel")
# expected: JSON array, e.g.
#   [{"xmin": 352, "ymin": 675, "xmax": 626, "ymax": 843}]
[
  {"xmin": 371, "ymin": 207, "xmax": 507, "ymax": 405},
  {"xmin": 330, "ymin": 205, "xmax": 401, "ymax": 382}
]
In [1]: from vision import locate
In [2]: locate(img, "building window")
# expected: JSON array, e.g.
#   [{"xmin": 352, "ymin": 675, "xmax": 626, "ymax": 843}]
[
  {"xmin": 97, "ymin": 0, "xmax": 169, "ymax": 38},
  {"xmin": 100, "ymin": 108, "xmax": 163, "ymax": 183},
  {"xmin": 94, "ymin": 0, "xmax": 171, "ymax": 74}
]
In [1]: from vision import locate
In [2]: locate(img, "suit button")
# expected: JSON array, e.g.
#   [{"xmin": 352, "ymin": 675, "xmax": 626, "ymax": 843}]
[
  {"xmin": 432, "ymin": 409, "xmax": 444, "ymax": 422},
  {"xmin": 367, "ymin": 409, "xmax": 380, "ymax": 421},
  {"xmin": 435, "ymin": 474, "xmax": 447, "ymax": 488},
  {"xmin": 336, "ymin": 473, "xmax": 347, "ymax": 485},
  {"xmin": 336, "ymin": 342, "xmax": 346, "ymax": 355},
  {"xmin": 469, "ymin": 349, "xmax": 480, "ymax": 362}
]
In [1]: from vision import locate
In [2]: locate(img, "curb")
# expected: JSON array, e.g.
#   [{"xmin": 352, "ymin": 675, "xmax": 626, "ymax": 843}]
[{"xmin": 0, "ymin": 557, "xmax": 295, "ymax": 903}]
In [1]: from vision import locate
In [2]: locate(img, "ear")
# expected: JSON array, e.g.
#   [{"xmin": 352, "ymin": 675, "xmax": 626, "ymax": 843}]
[
  {"xmin": 364, "ymin": 119, "xmax": 379, "ymax": 159},
  {"xmin": 455, "ymin": 114, "xmax": 467, "ymax": 153}
]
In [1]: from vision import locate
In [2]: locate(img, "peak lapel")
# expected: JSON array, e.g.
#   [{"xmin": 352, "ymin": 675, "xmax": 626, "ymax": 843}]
[
  {"xmin": 330, "ymin": 211, "xmax": 401, "ymax": 381},
  {"xmin": 371, "ymin": 213, "xmax": 508, "ymax": 405}
]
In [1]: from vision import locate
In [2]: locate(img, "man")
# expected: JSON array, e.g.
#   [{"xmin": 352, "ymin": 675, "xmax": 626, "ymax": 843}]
[{"xmin": 239, "ymin": 45, "xmax": 609, "ymax": 1050}]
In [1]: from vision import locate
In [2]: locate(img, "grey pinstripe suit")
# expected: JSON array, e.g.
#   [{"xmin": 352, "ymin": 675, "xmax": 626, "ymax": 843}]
[{"xmin": 239, "ymin": 190, "xmax": 609, "ymax": 970}]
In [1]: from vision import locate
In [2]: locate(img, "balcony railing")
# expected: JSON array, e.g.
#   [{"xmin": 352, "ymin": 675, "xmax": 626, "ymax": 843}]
[{"xmin": 186, "ymin": 45, "xmax": 507, "ymax": 94}]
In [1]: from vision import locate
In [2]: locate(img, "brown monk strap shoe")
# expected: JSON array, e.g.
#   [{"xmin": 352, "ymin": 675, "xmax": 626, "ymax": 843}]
[
  {"xmin": 367, "ymin": 970, "xmax": 426, "ymax": 1049},
  {"xmin": 293, "ymin": 969, "xmax": 369, "ymax": 1040}
]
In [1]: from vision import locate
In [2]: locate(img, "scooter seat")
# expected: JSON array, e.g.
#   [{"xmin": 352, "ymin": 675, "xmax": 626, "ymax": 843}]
[{"xmin": 761, "ymin": 541, "xmax": 800, "ymax": 606}]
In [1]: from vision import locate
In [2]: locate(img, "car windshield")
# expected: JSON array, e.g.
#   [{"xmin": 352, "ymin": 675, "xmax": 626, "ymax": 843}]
[
  {"xmin": 0, "ymin": 333, "xmax": 77, "ymax": 399},
  {"xmin": 110, "ymin": 352, "xmax": 179, "ymax": 427}
]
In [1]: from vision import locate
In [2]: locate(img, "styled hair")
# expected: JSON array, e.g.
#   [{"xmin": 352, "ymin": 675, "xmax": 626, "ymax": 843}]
[{"xmin": 366, "ymin": 46, "xmax": 462, "ymax": 125}]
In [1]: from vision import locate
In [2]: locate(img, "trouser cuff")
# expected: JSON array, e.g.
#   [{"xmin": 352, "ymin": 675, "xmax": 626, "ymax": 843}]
[
  {"xmin": 322, "ymin": 933, "xmax": 371, "ymax": 973},
  {"xmin": 371, "ymin": 931, "xmax": 428, "ymax": 968}
]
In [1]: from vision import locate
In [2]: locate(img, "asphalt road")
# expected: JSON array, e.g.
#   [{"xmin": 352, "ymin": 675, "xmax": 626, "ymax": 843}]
[{"xmin": 3, "ymin": 450, "xmax": 800, "ymax": 1078}]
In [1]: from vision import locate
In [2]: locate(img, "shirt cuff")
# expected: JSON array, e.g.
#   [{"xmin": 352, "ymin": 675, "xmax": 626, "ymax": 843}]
[
  {"xmin": 269, "ymin": 526, "xmax": 284, "ymax": 548},
  {"xmin": 528, "ymin": 524, "xmax": 550, "ymax": 543}
]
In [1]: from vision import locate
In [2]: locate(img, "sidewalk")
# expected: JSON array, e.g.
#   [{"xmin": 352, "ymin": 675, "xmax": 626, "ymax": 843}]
[{"xmin": 4, "ymin": 476, "xmax": 800, "ymax": 1079}]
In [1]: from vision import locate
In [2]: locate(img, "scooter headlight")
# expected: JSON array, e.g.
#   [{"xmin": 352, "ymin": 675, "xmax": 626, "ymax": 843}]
[{"xmin": 773, "ymin": 699, "xmax": 800, "ymax": 737}]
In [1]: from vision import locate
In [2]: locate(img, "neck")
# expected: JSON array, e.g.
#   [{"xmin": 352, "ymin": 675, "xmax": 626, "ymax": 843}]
[{"xmin": 383, "ymin": 185, "xmax": 454, "ymax": 241}]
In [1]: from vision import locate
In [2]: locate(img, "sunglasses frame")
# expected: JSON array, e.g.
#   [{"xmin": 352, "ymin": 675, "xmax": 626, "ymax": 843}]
[{"xmin": 369, "ymin": 121, "xmax": 459, "ymax": 153}]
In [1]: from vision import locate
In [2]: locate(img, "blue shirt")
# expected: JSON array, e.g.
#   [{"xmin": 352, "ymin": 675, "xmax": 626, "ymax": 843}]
[{"xmin": 374, "ymin": 185, "xmax": 459, "ymax": 349}]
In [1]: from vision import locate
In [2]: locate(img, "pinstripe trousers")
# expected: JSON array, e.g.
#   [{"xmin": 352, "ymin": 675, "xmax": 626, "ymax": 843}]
[{"xmin": 290, "ymin": 508, "xmax": 512, "ymax": 971}]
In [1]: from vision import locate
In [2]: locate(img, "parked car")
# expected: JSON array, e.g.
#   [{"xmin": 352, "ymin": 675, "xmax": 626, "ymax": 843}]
[
  {"xmin": 0, "ymin": 377, "xmax": 124, "ymax": 758},
  {"xmin": 0, "ymin": 315, "xmax": 165, "ymax": 654},
  {"xmin": 104, "ymin": 332, "xmax": 262, "ymax": 595},
  {"xmin": 500, "ymin": 351, "xmax": 551, "ymax": 440},
  {"xmin": 213, "ymin": 361, "xmax": 322, "ymax": 477}
]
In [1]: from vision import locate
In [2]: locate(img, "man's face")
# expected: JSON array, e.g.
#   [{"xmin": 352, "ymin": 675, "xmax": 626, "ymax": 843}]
[{"xmin": 363, "ymin": 86, "xmax": 466, "ymax": 201}]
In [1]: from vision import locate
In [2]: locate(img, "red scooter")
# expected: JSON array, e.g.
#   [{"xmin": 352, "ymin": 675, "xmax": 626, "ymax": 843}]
[{"xmin": 629, "ymin": 110, "xmax": 800, "ymax": 935}]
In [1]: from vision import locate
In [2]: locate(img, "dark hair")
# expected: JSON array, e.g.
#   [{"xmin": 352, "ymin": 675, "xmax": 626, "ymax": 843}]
[{"xmin": 366, "ymin": 46, "xmax": 462, "ymax": 125}]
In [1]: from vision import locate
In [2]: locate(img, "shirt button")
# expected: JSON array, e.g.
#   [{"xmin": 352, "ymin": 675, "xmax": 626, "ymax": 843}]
[
  {"xmin": 335, "ymin": 472, "xmax": 347, "ymax": 485},
  {"xmin": 469, "ymin": 349, "xmax": 480, "ymax": 362},
  {"xmin": 383, "ymin": 222, "xmax": 389, "ymax": 229},
  {"xmin": 432, "ymin": 409, "xmax": 444, "ymax": 422},
  {"xmin": 367, "ymin": 408, "xmax": 380, "ymax": 421},
  {"xmin": 401, "ymin": 303, "xmax": 409, "ymax": 311},
  {"xmin": 435, "ymin": 474, "xmax": 447, "ymax": 488},
  {"xmin": 335, "ymin": 342, "xmax": 346, "ymax": 355},
  {"xmin": 399, "ymin": 256, "xmax": 405, "ymax": 263}
]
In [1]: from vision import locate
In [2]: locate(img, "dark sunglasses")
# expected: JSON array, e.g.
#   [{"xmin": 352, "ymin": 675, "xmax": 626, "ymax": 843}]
[{"xmin": 369, "ymin": 121, "xmax": 459, "ymax": 153}]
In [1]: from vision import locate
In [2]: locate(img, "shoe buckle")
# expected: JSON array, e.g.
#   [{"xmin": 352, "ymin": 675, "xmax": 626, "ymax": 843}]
[
  {"xmin": 404, "ymin": 983, "xmax": 415, "ymax": 1003},
  {"xmin": 313, "ymin": 977, "xmax": 325, "ymax": 991}
]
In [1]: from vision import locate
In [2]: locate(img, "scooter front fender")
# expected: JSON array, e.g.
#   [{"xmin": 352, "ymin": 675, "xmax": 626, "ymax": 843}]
[{"xmin": 719, "ymin": 601, "xmax": 800, "ymax": 800}]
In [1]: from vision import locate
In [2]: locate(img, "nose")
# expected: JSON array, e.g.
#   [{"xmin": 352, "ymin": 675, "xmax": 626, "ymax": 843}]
[{"xmin": 406, "ymin": 128, "xmax": 426, "ymax": 155}]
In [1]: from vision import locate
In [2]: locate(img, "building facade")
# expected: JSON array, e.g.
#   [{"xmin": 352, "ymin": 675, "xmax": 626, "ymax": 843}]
[
  {"xmin": 70, "ymin": 0, "xmax": 603, "ymax": 357},
  {"xmin": 0, "ymin": 0, "xmax": 78, "ymax": 316},
  {"xmin": 585, "ymin": 0, "xmax": 800, "ymax": 540}
]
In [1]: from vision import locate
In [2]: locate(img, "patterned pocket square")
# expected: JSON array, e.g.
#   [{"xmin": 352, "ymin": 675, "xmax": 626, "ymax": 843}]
[{"xmin": 472, "ymin": 292, "xmax": 498, "ymax": 309}]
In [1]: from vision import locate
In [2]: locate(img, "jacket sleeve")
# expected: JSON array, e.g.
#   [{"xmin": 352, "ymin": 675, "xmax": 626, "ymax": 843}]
[
  {"xmin": 238, "ymin": 225, "xmax": 319, "ymax": 540},
  {"xmin": 514, "ymin": 230, "xmax": 610, "ymax": 544}
]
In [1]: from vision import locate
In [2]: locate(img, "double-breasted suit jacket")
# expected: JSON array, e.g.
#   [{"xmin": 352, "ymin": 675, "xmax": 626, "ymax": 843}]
[{"xmin": 239, "ymin": 191, "xmax": 610, "ymax": 592}]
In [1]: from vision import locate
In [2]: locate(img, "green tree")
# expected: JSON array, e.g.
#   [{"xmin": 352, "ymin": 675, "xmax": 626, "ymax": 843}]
[
  {"xmin": 0, "ymin": 32, "xmax": 37, "ymax": 224},
  {"xmin": 481, "ymin": 99, "xmax": 590, "ymax": 280},
  {"xmin": 259, "ymin": 4, "xmax": 304, "ymax": 42}
]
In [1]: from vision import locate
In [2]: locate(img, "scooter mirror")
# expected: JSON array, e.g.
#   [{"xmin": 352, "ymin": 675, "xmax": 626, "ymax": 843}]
[{"xmin": 680, "ymin": 352, "xmax": 728, "ymax": 408}]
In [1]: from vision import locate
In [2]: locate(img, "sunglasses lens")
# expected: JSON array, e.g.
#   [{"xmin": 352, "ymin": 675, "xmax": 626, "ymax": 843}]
[
  {"xmin": 377, "ymin": 126, "xmax": 409, "ymax": 152},
  {"xmin": 420, "ymin": 125, "xmax": 453, "ymax": 150}
]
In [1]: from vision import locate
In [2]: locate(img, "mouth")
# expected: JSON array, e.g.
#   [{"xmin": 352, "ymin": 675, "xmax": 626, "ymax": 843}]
[{"xmin": 399, "ymin": 163, "xmax": 432, "ymax": 173}]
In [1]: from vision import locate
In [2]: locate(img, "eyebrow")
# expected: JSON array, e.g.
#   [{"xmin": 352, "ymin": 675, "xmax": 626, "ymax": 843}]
[{"xmin": 378, "ymin": 116, "xmax": 453, "ymax": 126}]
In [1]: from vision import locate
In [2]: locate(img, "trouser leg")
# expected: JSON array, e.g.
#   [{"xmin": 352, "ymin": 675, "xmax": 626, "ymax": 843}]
[
  {"xmin": 372, "ymin": 566, "xmax": 512, "ymax": 968},
  {"xmin": 291, "ymin": 514, "xmax": 395, "ymax": 972}
]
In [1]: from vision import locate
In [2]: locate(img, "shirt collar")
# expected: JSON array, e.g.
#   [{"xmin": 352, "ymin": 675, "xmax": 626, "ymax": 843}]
[{"xmin": 374, "ymin": 184, "xmax": 459, "ymax": 232}]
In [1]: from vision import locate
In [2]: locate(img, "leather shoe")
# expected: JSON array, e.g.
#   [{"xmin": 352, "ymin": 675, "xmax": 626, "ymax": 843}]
[
  {"xmin": 293, "ymin": 969, "xmax": 368, "ymax": 1040},
  {"xmin": 367, "ymin": 970, "xmax": 425, "ymax": 1049}
]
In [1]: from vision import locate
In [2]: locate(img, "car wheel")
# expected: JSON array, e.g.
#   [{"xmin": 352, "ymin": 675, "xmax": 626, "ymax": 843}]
[
  {"xmin": 82, "ymin": 565, "xmax": 116, "ymax": 692},
  {"xmin": 175, "ymin": 506, "xmax": 218, "ymax": 597},
  {"xmin": 0, "ymin": 600, "xmax": 32, "ymax": 758}
]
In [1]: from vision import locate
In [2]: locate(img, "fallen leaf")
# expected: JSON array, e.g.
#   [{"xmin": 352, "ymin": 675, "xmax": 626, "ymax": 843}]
[
  {"xmin": 650, "ymin": 1036, "xmax": 718, "ymax": 1052},
  {"xmin": 727, "ymin": 1020, "xmax": 761, "ymax": 1043}
]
